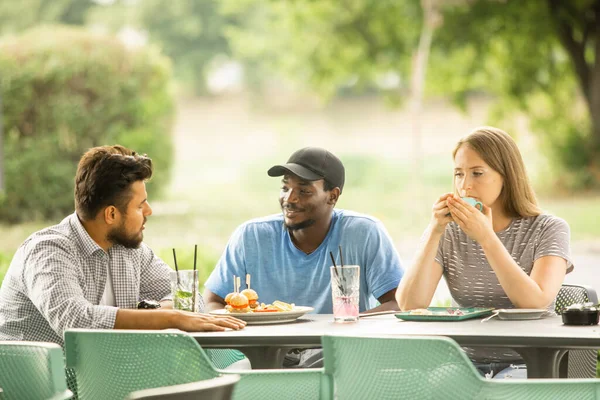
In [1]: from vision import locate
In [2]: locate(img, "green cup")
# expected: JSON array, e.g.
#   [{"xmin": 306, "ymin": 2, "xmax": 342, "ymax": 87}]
[
  {"xmin": 446, "ymin": 196, "xmax": 483, "ymax": 216},
  {"xmin": 462, "ymin": 196, "xmax": 483, "ymax": 211}
]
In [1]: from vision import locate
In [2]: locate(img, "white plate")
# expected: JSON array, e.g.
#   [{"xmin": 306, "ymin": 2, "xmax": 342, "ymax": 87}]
[
  {"xmin": 209, "ymin": 306, "xmax": 314, "ymax": 325},
  {"xmin": 496, "ymin": 308, "xmax": 548, "ymax": 320}
]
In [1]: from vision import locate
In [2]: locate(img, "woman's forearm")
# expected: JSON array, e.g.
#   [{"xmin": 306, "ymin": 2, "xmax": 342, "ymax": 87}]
[
  {"xmin": 396, "ymin": 225, "xmax": 444, "ymax": 311},
  {"xmin": 480, "ymin": 235, "xmax": 552, "ymax": 308}
]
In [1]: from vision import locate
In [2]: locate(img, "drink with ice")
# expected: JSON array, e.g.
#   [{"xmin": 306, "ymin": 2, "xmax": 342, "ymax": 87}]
[
  {"xmin": 170, "ymin": 270, "xmax": 203, "ymax": 313},
  {"xmin": 330, "ymin": 265, "xmax": 360, "ymax": 323},
  {"xmin": 333, "ymin": 295, "xmax": 359, "ymax": 319}
]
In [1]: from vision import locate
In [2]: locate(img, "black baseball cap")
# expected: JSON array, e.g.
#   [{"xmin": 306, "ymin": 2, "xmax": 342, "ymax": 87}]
[{"xmin": 267, "ymin": 147, "xmax": 345, "ymax": 193}]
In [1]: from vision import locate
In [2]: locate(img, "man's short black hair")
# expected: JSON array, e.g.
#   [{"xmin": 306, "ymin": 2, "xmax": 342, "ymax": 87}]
[{"xmin": 74, "ymin": 145, "xmax": 152, "ymax": 221}]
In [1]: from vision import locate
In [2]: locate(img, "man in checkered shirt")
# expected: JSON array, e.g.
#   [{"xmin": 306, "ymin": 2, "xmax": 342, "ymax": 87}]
[{"xmin": 0, "ymin": 145, "xmax": 245, "ymax": 345}]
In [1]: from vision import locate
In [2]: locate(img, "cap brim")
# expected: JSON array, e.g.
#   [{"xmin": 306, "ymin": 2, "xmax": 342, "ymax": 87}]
[{"xmin": 267, "ymin": 163, "xmax": 323, "ymax": 181}]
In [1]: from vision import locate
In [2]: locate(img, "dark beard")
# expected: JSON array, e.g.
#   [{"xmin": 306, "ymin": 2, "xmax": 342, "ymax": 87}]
[
  {"xmin": 284, "ymin": 218, "xmax": 316, "ymax": 231},
  {"xmin": 107, "ymin": 222, "xmax": 142, "ymax": 249}
]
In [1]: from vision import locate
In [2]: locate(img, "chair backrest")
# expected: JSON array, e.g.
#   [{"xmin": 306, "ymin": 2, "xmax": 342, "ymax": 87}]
[
  {"xmin": 0, "ymin": 341, "xmax": 73, "ymax": 400},
  {"xmin": 322, "ymin": 335, "xmax": 485, "ymax": 400},
  {"xmin": 554, "ymin": 284, "xmax": 600, "ymax": 379},
  {"xmin": 127, "ymin": 374, "xmax": 240, "ymax": 400},
  {"xmin": 64, "ymin": 329, "xmax": 220, "ymax": 400},
  {"xmin": 555, "ymin": 284, "xmax": 598, "ymax": 314},
  {"xmin": 321, "ymin": 335, "xmax": 600, "ymax": 400}
]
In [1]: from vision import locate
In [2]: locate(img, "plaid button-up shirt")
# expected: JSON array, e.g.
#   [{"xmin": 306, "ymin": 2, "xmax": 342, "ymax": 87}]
[{"xmin": 0, "ymin": 213, "xmax": 172, "ymax": 345}]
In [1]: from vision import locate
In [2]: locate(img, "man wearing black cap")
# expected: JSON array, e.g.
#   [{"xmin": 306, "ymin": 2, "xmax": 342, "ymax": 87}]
[{"xmin": 204, "ymin": 147, "xmax": 404, "ymax": 320}]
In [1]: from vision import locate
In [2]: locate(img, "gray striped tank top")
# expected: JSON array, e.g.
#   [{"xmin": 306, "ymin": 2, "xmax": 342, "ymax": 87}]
[{"xmin": 435, "ymin": 214, "xmax": 573, "ymax": 362}]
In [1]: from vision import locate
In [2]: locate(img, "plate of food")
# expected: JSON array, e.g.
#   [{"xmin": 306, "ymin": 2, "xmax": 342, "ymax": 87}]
[
  {"xmin": 209, "ymin": 274, "xmax": 314, "ymax": 324},
  {"xmin": 210, "ymin": 302, "xmax": 314, "ymax": 325},
  {"xmin": 395, "ymin": 307, "xmax": 495, "ymax": 322}
]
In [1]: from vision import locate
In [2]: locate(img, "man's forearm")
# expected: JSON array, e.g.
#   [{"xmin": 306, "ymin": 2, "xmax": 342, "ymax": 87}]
[
  {"xmin": 159, "ymin": 300, "xmax": 173, "ymax": 309},
  {"xmin": 361, "ymin": 300, "xmax": 400, "ymax": 314},
  {"xmin": 114, "ymin": 309, "xmax": 179, "ymax": 330},
  {"xmin": 113, "ymin": 308, "xmax": 248, "ymax": 332}
]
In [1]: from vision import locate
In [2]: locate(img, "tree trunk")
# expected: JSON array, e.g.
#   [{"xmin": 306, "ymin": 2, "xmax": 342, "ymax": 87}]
[
  {"xmin": 589, "ymin": 121, "xmax": 600, "ymax": 182},
  {"xmin": 410, "ymin": 0, "xmax": 440, "ymax": 174},
  {"xmin": 590, "ymin": 5, "xmax": 600, "ymax": 154},
  {"xmin": 547, "ymin": 0, "xmax": 600, "ymax": 184},
  {"xmin": 584, "ymin": 3, "xmax": 600, "ymax": 181}
]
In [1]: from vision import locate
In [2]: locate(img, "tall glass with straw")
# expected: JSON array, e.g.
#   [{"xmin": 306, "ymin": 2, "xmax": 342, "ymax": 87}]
[
  {"xmin": 330, "ymin": 246, "xmax": 360, "ymax": 323},
  {"xmin": 170, "ymin": 246, "xmax": 202, "ymax": 312}
]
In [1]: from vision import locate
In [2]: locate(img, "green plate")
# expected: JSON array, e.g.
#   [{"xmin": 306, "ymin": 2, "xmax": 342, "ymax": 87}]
[{"xmin": 395, "ymin": 307, "xmax": 494, "ymax": 321}]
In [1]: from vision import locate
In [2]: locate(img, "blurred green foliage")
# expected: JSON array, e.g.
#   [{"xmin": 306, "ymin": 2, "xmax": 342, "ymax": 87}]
[
  {"xmin": 136, "ymin": 0, "xmax": 235, "ymax": 96},
  {"xmin": 222, "ymin": 0, "xmax": 600, "ymax": 190},
  {"xmin": 0, "ymin": 0, "xmax": 95, "ymax": 34},
  {"xmin": 5, "ymin": 1, "xmax": 596, "ymax": 190},
  {"xmin": 0, "ymin": 25, "xmax": 175, "ymax": 223},
  {"xmin": 222, "ymin": 0, "xmax": 421, "ymax": 101},
  {"xmin": 433, "ymin": 0, "xmax": 600, "ymax": 190}
]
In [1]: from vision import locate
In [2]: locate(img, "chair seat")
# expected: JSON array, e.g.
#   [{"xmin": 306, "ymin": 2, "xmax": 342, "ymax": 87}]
[{"xmin": 127, "ymin": 374, "xmax": 240, "ymax": 400}]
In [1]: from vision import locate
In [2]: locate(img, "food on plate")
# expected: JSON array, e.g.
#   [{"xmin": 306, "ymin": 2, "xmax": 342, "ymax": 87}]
[
  {"xmin": 225, "ymin": 292, "xmax": 251, "ymax": 313},
  {"xmin": 271, "ymin": 300, "xmax": 295, "ymax": 311},
  {"xmin": 224, "ymin": 274, "xmax": 297, "ymax": 314},
  {"xmin": 225, "ymin": 299, "xmax": 296, "ymax": 314},
  {"xmin": 252, "ymin": 305, "xmax": 280, "ymax": 312},
  {"xmin": 241, "ymin": 289, "xmax": 259, "ymax": 309},
  {"xmin": 241, "ymin": 274, "xmax": 259, "ymax": 309},
  {"xmin": 225, "ymin": 274, "xmax": 242, "ymax": 306},
  {"xmin": 409, "ymin": 308, "xmax": 433, "ymax": 315},
  {"xmin": 225, "ymin": 273, "xmax": 260, "ymax": 310},
  {"xmin": 253, "ymin": 300, "xmax": 296, "ymax": 312},
  {"xmin": 445, "ymin": 308, "xmax": 465, "ymax": 316}
]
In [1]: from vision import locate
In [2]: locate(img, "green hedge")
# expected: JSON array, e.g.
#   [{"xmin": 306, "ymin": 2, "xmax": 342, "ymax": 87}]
[{"xmin": 0, "ymin": 25, "xmax": 175, "ymax": 223}]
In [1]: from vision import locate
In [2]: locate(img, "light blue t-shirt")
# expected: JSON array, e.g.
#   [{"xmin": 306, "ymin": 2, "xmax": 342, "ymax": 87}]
[{"xmin": 205, "ymin": 209, "xmax": 404, "ymax": 313}]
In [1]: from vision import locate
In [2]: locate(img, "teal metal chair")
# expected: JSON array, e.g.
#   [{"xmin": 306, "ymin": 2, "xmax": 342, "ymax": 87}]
[
  {"xmin": 65, "ymin": 329, "xmax": 331, "ymax": 400},
  {"xmin": 555, "ymin": 283, "xmax": 599, "ymax": 378},
  {"xmin": 204, "ymin": 349, "xmax": 247, "ymax": 370},
  {"xmin": 322, "ymin": 335, "xmax": 600, "ymax": 400},
  {"xmin": 0, "ymin": 341, "xmax": 73, "ymax": 400}
]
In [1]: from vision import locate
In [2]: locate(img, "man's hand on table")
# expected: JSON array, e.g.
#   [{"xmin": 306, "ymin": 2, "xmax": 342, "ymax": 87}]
[
  {"xmin": 115, "ymin": 308, "xmax": 246, "ymax": 331},
  {"xmin": 152, "ymin": 299, "xmax": 245, "ymax": 331},
  {"xmin": 175, "ymin": 311, "xmax": 246, "ymax": 332}
]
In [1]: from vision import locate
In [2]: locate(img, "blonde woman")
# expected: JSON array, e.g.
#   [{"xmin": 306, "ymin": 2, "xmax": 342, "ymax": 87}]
[{"xmin": 396, "ymin": 126, "xmax": 573, "ymax": 378}]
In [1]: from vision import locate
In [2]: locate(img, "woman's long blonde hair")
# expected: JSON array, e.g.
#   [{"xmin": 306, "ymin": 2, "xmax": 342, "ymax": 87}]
[{"xmin": 452, "ymin": 126, "xmax": 541, "ymax": 218}]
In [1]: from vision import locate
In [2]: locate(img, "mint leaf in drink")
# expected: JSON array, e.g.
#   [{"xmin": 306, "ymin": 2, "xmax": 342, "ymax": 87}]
[{"xmin": 175, "ymin": 290, "xmax": 193, "ymax": 298}]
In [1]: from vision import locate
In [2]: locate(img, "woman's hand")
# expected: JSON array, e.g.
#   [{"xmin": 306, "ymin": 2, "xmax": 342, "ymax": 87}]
[
  {"xmin": 447, "ymin": 195, "xmax": 494, "ymax": 244},
  {"xmin": 430, "ymin": 193, "xmax": 454, "ymax": 235}
]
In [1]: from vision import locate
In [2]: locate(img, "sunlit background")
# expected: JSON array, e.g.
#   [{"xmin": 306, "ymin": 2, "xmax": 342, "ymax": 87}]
[{"xmin": 1, "ymin": 0, "xmax": 598, "ymax": 305}]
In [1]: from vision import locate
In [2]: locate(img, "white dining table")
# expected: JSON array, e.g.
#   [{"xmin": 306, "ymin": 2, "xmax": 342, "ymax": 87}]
[{"xmin": 190, "ymin": 313, "xmax": 600, "ymax": 378}]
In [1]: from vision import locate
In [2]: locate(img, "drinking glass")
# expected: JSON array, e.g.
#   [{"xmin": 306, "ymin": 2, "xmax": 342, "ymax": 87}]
[
  {"xmin": 170, "ymin": 270, "xmax": 203, "ymax": 313},
  {"xmin": 330, "ymin": 265, "xmax": 360, "ymax": 323}
]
